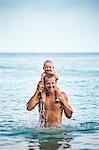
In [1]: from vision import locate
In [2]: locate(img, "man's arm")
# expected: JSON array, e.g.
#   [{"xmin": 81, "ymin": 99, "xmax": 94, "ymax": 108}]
[
  {"xmin": 26, "ymin": 90, "xmax": 40, "ymax": 111},
  {"xmin": 56, "ymin": 87, "xmax": 73, "ymax": 119},
  {"xmin": 61, "ymin": 92, "xmax": 73, "ymax": 119},
  {"xmin": 27, "ymin": 80, "xmax": 44, "ymax": 111}
]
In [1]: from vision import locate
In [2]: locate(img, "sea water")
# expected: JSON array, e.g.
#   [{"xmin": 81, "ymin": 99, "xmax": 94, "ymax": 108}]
[{"xmin": 0, "ymin": 53, "xmax": 99, "ymax": 150}]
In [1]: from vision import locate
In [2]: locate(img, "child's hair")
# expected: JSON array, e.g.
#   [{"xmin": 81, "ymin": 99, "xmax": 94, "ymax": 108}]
[{"xmin": 43, "ymin": 60, "xmax": 53, "ymax": 67}]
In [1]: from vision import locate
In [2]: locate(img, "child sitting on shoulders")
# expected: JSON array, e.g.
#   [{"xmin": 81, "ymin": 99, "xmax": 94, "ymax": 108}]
[
  {"xmin": 38, "ymin": 60, "xmax": 61, "ymax": 126},
  {"xmin": 41, "ymin": 60, "xmax": 58, "ymax": 81}
]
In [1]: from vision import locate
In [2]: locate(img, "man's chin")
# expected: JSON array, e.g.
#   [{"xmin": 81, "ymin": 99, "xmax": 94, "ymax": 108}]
[{"xmin": 49, "ymin": 89, "xmax": 54, "ymax": 93}]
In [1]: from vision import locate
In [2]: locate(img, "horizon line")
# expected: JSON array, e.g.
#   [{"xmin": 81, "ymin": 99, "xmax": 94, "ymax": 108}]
[{"xmin": 0, "ymin": 51, "xmax": 99, "ymax": 54}]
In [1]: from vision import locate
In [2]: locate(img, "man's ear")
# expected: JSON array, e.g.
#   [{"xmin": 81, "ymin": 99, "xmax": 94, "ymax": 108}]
[{"xmin": 43, "ymin": 67, "xmax": 44, "ymax": 70}]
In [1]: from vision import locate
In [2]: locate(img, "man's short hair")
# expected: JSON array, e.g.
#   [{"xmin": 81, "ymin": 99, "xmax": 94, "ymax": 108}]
[{"xmin": 43, "ymin": 73, "xmax": 57, "ymax": 84}]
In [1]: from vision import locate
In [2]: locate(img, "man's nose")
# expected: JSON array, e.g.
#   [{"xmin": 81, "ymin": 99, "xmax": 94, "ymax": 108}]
[{"xmin": 49, "ymin": 84, "xmax": 53, "ymax": 88}]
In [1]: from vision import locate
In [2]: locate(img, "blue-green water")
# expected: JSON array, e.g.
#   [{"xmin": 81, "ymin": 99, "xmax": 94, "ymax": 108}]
[{"xmin": 0, "ymin": 53, "xmax": 99, "ymax": 150}]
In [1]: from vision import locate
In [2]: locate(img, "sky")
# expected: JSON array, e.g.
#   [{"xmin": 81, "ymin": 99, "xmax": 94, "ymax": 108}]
[{"xmin": 0, "ymin": 0, "xmax": 98, "ymax": 53}]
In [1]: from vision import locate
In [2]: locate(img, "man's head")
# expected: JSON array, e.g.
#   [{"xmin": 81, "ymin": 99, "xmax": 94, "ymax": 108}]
[
  {"xmin": 44, "ymin": 74, "xmax": 57, "ymax": 93},
  {"xmin": 43, "ymin": 60, "xmax": 54, "ymax": 74}
]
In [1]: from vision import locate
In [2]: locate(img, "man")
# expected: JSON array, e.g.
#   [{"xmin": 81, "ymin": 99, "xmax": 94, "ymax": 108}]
[{"xmin": 27, "ymin": 74, "xmax": 73, "ymax": 127}]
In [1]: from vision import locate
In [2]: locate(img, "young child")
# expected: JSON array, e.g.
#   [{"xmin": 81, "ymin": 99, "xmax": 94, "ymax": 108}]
[{"xmin": 41, "ymin": 60, "xmax": 58, "ymax": 81}]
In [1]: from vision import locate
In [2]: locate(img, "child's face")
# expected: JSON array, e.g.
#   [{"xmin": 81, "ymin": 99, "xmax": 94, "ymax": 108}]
[{"xmin": 43, "ymin": 62, "xmax": 54, "ymax": 74}]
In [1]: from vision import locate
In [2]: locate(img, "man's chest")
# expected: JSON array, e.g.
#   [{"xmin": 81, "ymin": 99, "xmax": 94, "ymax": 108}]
[{"xmin": 45, "ymin": 97, "xmax": 62, "ymax": 111}]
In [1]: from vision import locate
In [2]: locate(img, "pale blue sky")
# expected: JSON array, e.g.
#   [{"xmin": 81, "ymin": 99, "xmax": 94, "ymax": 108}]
[{"xmin": 0, "ymin": 0, "xmax": 98, "ymax": 53}]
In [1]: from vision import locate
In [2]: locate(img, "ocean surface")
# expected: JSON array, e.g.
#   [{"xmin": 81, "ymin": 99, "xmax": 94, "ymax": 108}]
[{"xmin": 0, "ymin": 52, "xmax": 99, "ymax": 150}]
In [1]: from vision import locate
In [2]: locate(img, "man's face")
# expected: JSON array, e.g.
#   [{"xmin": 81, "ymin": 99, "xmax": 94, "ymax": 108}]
[{"xmin": 44, "ymin": 76, "xmax": 56, "ymax": 93}]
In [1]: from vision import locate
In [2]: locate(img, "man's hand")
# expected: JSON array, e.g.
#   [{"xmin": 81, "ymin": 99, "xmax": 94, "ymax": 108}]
[{"xmin": 37, "ymin": 81, "xmax": 44, "ymax": 92}]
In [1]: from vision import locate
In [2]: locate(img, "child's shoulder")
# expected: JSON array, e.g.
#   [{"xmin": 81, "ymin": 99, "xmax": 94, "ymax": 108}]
[{"xmin": 41, "ymin": 72, "xmax": 46, "ymax": 76}]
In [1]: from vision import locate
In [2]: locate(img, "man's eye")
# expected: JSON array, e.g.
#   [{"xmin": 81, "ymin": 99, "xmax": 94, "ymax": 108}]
[{"xmin": 47, "ymin": 83, "xmax": 50, "ymax": 85}]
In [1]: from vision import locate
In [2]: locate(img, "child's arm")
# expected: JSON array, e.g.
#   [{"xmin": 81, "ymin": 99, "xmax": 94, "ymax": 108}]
[
  {"xmin": 41, "ymin": 72, "xmax": 46, "ymax": 81},
  {"xmin": 53, "ymin": 70, "xmax": 58, "ymax": 80}
]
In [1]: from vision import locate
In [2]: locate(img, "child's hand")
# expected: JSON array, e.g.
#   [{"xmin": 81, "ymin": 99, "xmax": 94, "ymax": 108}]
[
  {"xmin": 55, "ymin": 86, "xmax": 62, "ymax": 100},
  {"xmin": 55, "ymin": 86, "xmax": 66, "ymax": 104}
]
